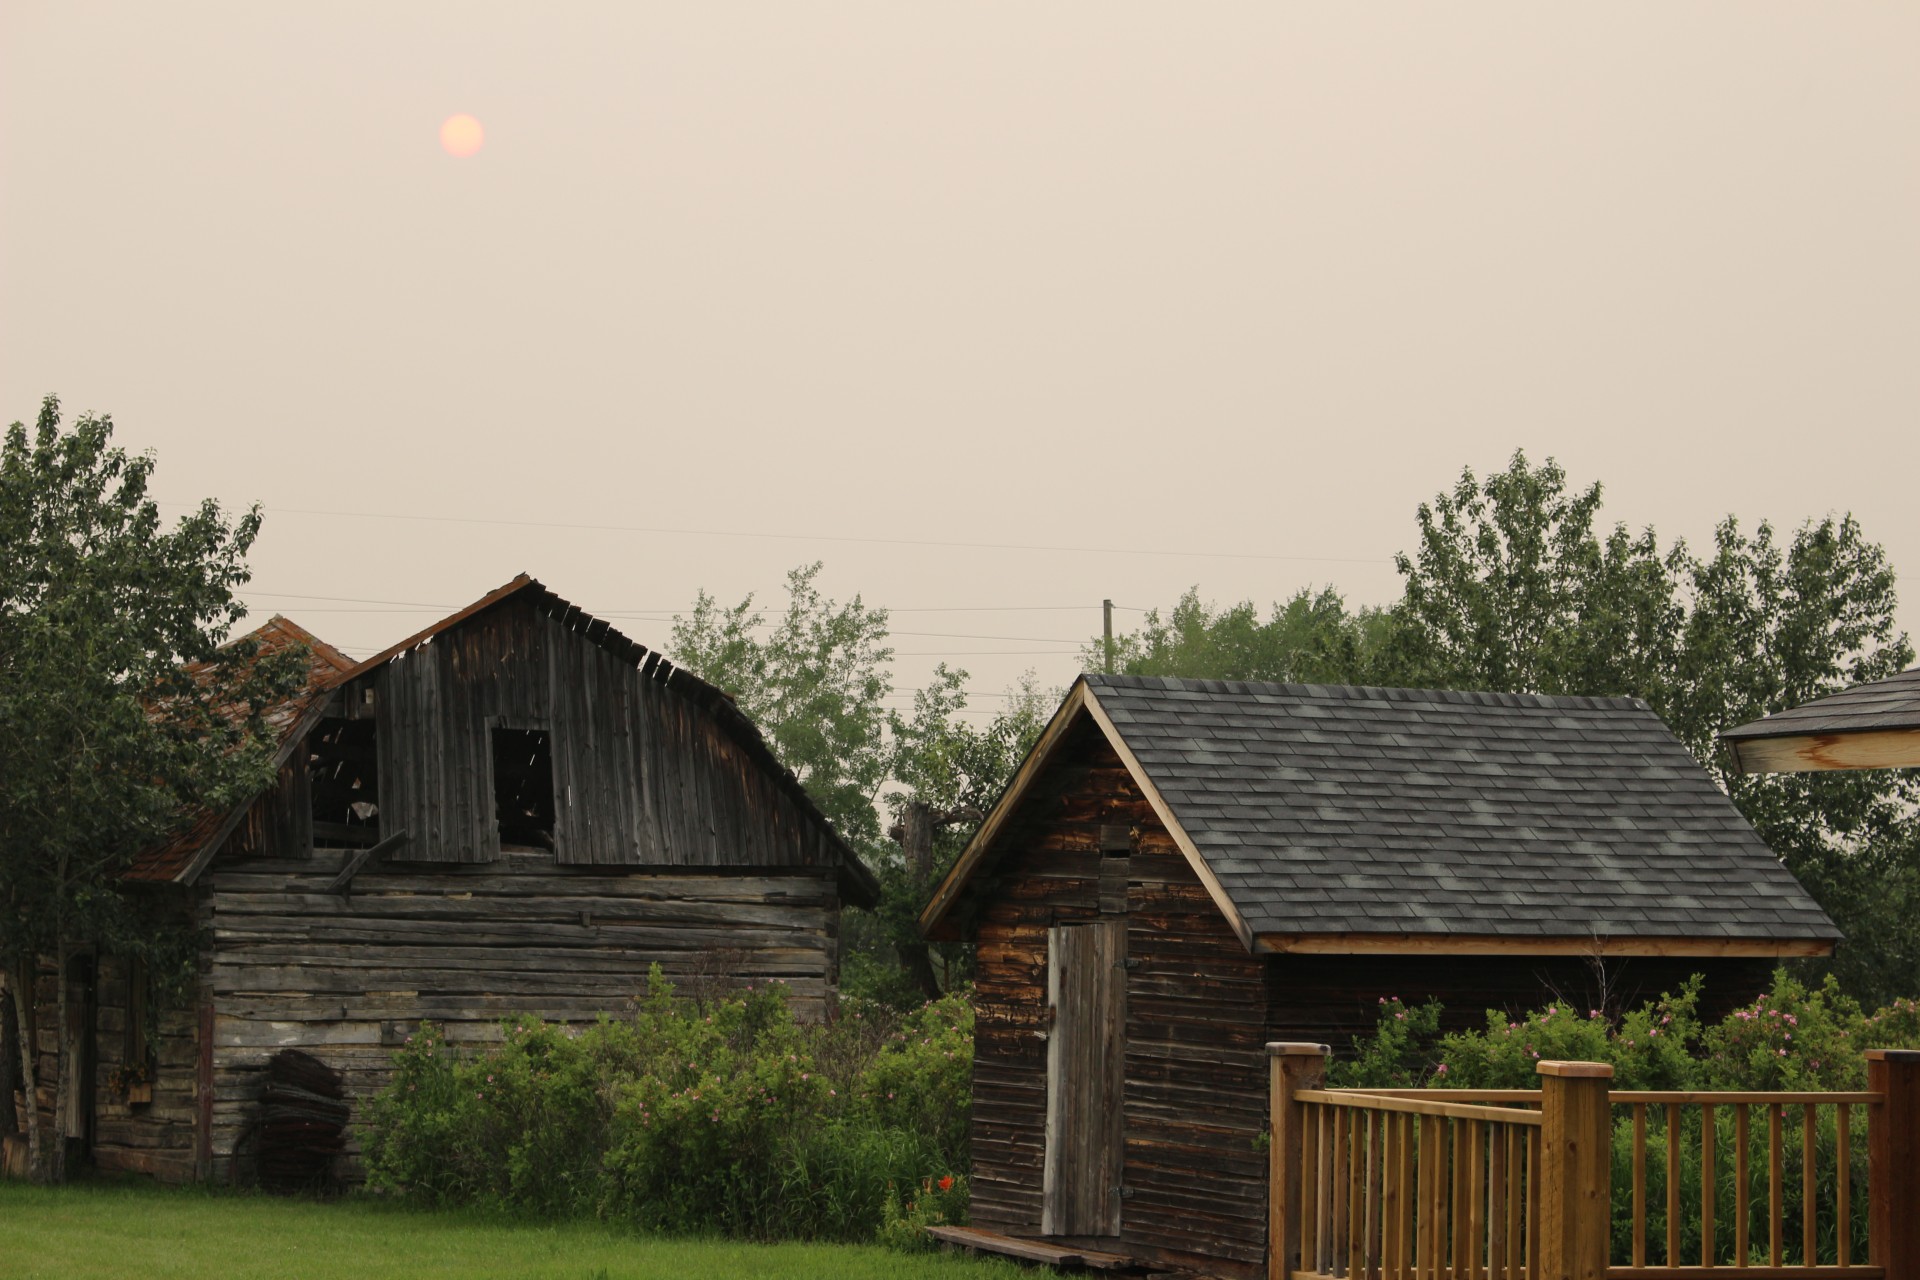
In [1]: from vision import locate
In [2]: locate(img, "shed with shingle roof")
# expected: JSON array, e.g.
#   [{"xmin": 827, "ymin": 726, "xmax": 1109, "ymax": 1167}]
[{"xmin": 920, "ymin": 674, "xmax": 1833, "ymax": 1278}]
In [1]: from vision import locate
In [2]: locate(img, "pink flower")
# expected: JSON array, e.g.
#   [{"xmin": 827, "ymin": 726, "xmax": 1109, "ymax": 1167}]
[{"xmin": 1435, "ymin": 1064, "xmax": 1449, "ymax": 1076}]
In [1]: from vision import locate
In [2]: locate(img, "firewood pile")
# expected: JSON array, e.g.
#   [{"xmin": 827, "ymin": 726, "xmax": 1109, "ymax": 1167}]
[{"xmin": 256, "ymin": 1049, "xmax": 348, "ymax": 1192}]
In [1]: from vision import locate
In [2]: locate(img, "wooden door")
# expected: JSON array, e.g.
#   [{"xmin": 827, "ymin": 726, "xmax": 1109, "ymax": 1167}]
[{"xmin": 1042, "ymin": 919, "xmax": 1126, "ymax": 1237}]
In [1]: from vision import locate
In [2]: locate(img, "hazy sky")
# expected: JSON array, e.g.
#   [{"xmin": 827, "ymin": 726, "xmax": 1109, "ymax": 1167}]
[{"xmin": 4, "ymin": 4, "xmax": 1915, "ymax": 719}]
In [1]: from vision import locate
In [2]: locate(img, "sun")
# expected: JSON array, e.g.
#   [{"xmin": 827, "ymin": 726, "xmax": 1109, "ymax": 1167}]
[{"xmin": 440, "ymin": 114, "xmax": 485, "ymax": 158}]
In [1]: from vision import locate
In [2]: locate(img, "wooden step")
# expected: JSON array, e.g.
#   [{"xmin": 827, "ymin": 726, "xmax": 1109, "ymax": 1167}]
[{"xmin": 925, "ymin": 1225, "xmax": 1144, "ymax": 1271}]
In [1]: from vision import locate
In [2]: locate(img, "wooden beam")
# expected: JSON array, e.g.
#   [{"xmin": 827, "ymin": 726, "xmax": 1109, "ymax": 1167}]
[
  {"xmin": 1254, "ymin": 932, "xmax": 1833, "ymax": 958},
  {"xmin": 326, "ymin": 830, "xmax": 412, "ymax": 895},
  {"xmin": 1725, "ymin": 728, "xmax": 1920, "ymax": 774},
  {"xmin": 1081, "ymin": 685, "xmax": 1258, "ymax": 953}
]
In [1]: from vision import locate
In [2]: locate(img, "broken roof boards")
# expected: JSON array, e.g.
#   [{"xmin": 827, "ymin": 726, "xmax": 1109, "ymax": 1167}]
[
  {"xmin": 926, "ymin": 674, "xmax": 1835, "ymax": 956},
  {"xmin": 131, "ymin": 574, "xmax": 876, "ymax": 903}
]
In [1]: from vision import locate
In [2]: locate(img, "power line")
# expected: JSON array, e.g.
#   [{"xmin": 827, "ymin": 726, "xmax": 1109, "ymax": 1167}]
[
  {"xmin": 241, "ymin": 588, "xmax": 1148, "ymax": 614},
  {"xmin": 168, "ymin": 501, "xmax": 1390, "ymax": 565}
]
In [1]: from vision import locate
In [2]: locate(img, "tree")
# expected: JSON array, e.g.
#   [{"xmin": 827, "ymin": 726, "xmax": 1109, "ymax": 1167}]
[
  {"xmin": 1087, "ymin": 586, "xmax": 1394, "ymax": 684},
  {"xmin": 671, "ymin": 567, "xmax": 1050, "ymax": 1005},
  {"xmin": 1392, "ymin": 452, "xmax": 1915, "ymax": 1001},
  {"xmin": 1106, "ymin": 451, "xmax": 1916, "ymax": 1001},
  {"xmin": 878, "ymin": 667, "xmax": 1051, "ymax": 1000},
  {"xmin": 1390, "ymin": 453, "xmax": 1687, "ymax": 701},
  {"xmin": 0, "ymin": 396, "xmax": 303, "ymax": 1181},
  {"xmin": 670, "ymin": 563, "xmax": 894, "ymax": 847}
]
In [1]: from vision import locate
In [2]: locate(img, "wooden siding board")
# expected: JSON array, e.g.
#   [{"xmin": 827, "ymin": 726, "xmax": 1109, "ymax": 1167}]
[
  {"xmin": 196, "ymin": 856, "xmax": 841, "ymax": 1182},
  {"xmin": 970, "ymin": 732, "xmax": 1270, "ymax": 1272}
]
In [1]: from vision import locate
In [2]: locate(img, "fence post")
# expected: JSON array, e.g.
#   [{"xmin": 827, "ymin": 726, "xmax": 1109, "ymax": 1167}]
[
  {"xmin": 1537, "ymin": 1060, "xmax": 1613, "ymax": 1280},
  {"xmin": 1269, "ymin": 1042, "xmax": 1330, "ymax": 1280},
  {"xmin": 1866, "ymin": 1049, "xmax": 1920, "ymax": 1277}
]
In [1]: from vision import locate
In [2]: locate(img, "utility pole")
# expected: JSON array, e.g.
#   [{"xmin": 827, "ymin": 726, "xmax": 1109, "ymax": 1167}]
[{"xmin": 1103, "ymin": 599, "xmax": 1115, "ymax": 674}]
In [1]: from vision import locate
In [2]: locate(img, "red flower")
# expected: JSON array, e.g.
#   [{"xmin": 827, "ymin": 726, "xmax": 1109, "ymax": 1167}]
[{"xmin": 938, "ymin": 1175, "xmax": 955, "ymax": 1192}]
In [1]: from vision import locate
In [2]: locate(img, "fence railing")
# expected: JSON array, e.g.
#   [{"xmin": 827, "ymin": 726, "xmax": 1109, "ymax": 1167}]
[{"xmin": 1267, "ymin": 1045, "xmax": 1920, "ymax": 1280}]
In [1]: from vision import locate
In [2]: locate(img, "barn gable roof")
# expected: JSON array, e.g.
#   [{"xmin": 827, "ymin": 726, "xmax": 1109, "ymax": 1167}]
[
  {"xmin": 921, "ymin": 674, "xmax": 1836, "ymax": 956},
  {"xmin": 132, "ymin": 576, "xmax": 878, "ymax": 906},
  {"xmin": 338, "ymin": 573, "xmax": 878, "ymax": 905},
  {"xmin": 1720, "ymin": 667, "xmax": 1920, "ymax": 774}
]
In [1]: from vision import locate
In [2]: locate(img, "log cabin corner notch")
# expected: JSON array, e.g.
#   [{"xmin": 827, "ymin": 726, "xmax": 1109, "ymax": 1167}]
[
  {"xmin": 17, "ymin": 574, "xmax": 875, "ymax": 1185},
  {"xmin": 920, "ymin": 674, "xmax": 1836, "ymax": 1278}
]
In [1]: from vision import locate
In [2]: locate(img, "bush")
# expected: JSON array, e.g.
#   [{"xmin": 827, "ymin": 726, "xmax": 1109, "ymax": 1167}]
[
  {"xmin": 1331, "ymin": 970, "xmax": 1920, "ymax": 1266},
  {"xmin": 360, "ymin": 969, "xmax": 970, "ymax": 1245}
]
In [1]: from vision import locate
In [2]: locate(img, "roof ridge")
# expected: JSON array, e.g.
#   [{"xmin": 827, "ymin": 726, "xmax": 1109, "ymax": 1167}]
[{"xmin": 1084, "ymin": 671, "xmax": 1650, "ymax": 712}]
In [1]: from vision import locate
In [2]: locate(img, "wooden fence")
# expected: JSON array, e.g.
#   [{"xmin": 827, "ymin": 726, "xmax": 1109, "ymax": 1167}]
[{"xmin": 1268, "ymin": 1045, "xmax": 1920, "ymax": 1280}]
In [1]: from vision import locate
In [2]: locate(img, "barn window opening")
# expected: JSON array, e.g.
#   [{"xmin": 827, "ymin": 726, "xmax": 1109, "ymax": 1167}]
[
  {"xmin": 492, "ymin": 727, "xmax": 555, "ymax": 849},
  {"xmin": 309, "ymin": 718, "xmax": 379, "ymax": 846}
]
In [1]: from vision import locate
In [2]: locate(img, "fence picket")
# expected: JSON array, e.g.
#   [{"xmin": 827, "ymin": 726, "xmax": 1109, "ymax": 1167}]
[
  {"xmin": 1770, "ymin": 1103, "xmax": 1784, "ymax": 1267},
  {"xmin": 1633, "ymin": 1104, "xmax": 1647, "ymax": 1268},
  {"xmin": 1701, "ymin": 1103, "xmax": 1716, "ymax": 1268},
  {"xmin": 1736, "ymin": 1104, "xmax": 1751, "ymax": 1268},
  {"xmin": 1803, "ymin": 1104, "xmax": 1817, "ymax": 1268},
  {"xmin": 1669, "ymin": 1101, "xmax": 1683, "ymax": 1268},
  {"xmin": 1836, "ymin": 1102, "xmax": 1850, "ymax": 1270}
]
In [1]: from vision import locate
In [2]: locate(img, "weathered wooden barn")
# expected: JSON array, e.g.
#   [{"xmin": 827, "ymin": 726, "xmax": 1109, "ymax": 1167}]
[
  {"xmin": 6, "ymin": 576, "xmax": 875, "ymax": 1183},
  {"xmin": 919, "ymin": 674, "xmax": 1837, "ymax": 1277}
]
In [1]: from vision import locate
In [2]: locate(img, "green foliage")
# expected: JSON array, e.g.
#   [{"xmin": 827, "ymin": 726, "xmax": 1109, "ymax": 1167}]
[
  {"xmin": 869, "ymin": 668, "xmax": 1052, "ymax": 1002},
  {"xmin": 1333, "ymin": 971, "xmax": 1920, "ymax": 1094},
  {"xmin": 0, "ymin": 395, "xmax": 304, "ymax": 1180},
  {"xmin": 1089, "ymin": 586, "xmax": 1394, "ymax": 684},
  {"xmin": 1332, "ymin": 973, "xmax": 1920, "ymax": 1264},
  {"xmin": 1392, "ymin": 454, "xmax": 1916, "ymax": 1004},
  {"xmin": 1326, "ymin": 997, "xmax": 1443, "ymax": 1089},
  {"xmin": 1116, "ymin": 452, "xmax": 1915, "ymax": 1005},
  {"xmin": 670, "ymin": 563, "xmax": 894, "ymax": 846},
  {"xmin": 361, "ymin": 972, "xmax": 972, "ymax": 1246},
  {"xmin": 877, "ymin": 1175, "xmax": 970, "ymax": 1252},
  {"xmin": 672, "ymin": 572, "xmax": 1049, "ymax": 1003}
]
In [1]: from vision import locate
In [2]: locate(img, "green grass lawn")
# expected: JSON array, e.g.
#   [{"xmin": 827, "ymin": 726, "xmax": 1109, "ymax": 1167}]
[{"xmin": 0, "ymin": 1181, "xmax": 1028, "ymax": 1280}]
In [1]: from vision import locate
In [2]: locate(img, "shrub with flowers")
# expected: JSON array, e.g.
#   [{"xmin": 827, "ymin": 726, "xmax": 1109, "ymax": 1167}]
[
  {"xmin": 1330, "ymin": 970, "xmax": 1920, "ymax": 1266},
  {"xmin": 361, "ymin": 967, "xmax": 972, "ymax": 1245},
  {"xmin": 1700, "ymin": 971, "xmax": 1867, "ymax": 1091},
  {"xmin": 855, "ymin": 992, "xmax": 973, "ymax": 1168}
]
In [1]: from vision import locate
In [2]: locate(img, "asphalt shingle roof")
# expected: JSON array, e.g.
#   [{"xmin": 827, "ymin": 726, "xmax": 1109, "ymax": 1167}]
[
  {"xmin": 1722, "ymin": 667, "xmax": 1920, "ymax": 741},
  {"xmin": 1084, "ymin": 675, "xmax": 1837, "ymax": 943}
]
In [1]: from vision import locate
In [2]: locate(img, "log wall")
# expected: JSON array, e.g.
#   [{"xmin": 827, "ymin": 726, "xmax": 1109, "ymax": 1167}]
[
  {"xmin": 196, "ymin": 849, "xmax": 841, "ymax": 1181},
  {"xmin": 969, "ymin": 726, "xmax": 1273, "ymax": 1276},
  {"xmin": 16, "ymin": 953, "xmax": 199, "ymax": 1181}
]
